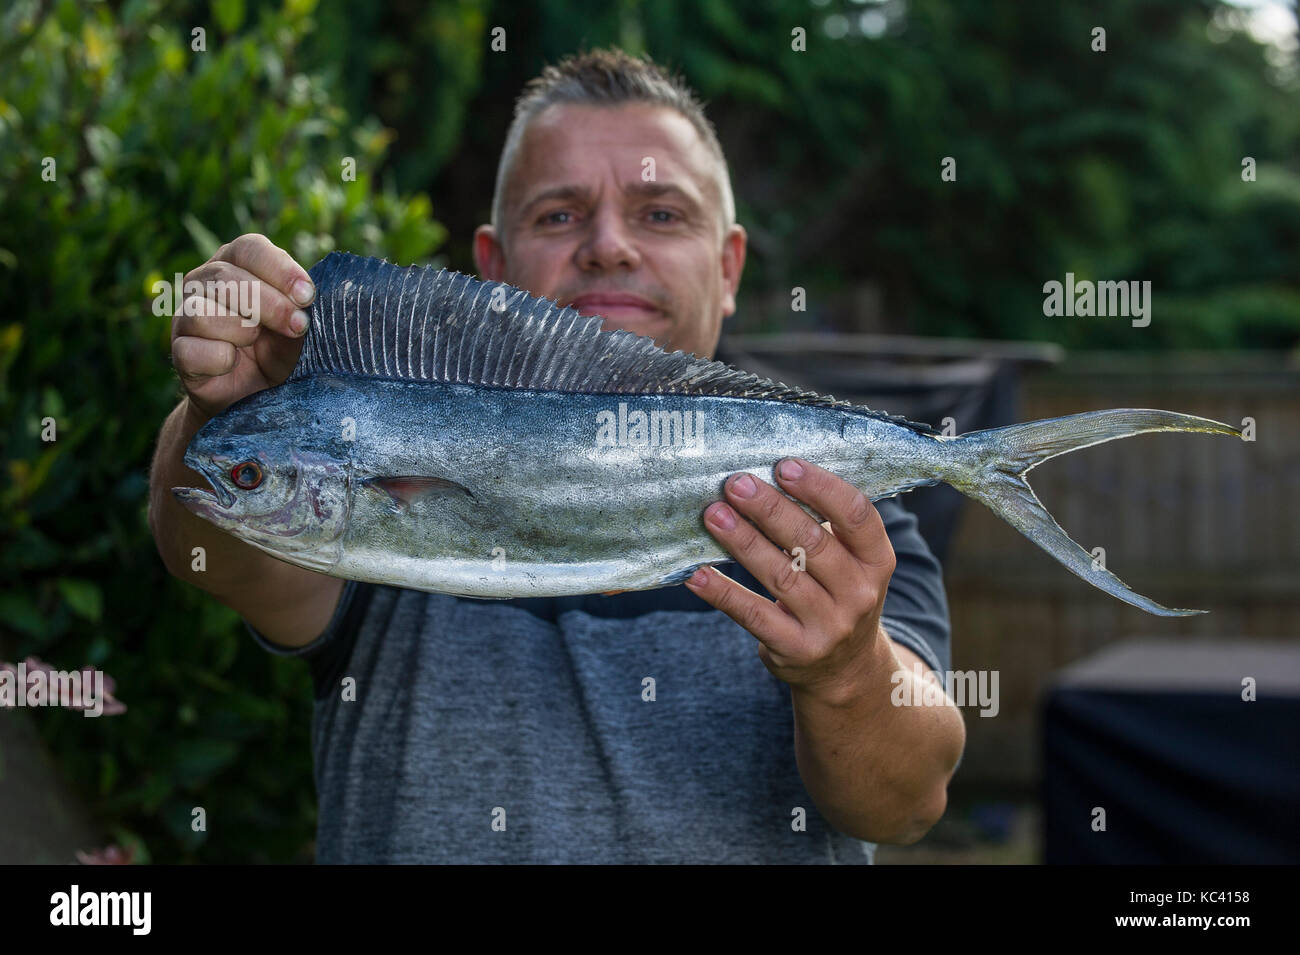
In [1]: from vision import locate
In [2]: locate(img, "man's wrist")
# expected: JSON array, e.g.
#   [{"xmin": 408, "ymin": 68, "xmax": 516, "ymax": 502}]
[{"xmin": 791, "ymin": 622, "xmax": 899, "ymax": 711}]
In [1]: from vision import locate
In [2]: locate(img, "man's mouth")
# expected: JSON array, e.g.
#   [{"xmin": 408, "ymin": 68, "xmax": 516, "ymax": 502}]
[{"xmin": 566, "ymin": 292, "xmax": 660, "ymax": 324}]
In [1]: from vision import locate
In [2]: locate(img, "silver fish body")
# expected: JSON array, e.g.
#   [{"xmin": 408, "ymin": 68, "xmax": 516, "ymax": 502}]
[
  {"xmin": 176, "ymin": 253, "xmax": 1244, "ymax": 616},
  {"xmin": 183, "ymin": 378, "xmax": 948, "ymax": 597}
]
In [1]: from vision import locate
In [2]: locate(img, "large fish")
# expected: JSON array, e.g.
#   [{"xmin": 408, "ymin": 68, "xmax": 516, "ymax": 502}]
[{"xmin": 174, "ymin": 253, "xmax": 1243, "ymax": 616}]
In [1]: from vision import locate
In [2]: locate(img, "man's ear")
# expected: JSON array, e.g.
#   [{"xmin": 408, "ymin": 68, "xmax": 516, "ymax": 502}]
[
  {"xmin": 474, "ymin": 224, "xmax": 507, "ymax": 282},
  {"xmin": 719, "ymin": 224, "xmax": 748, "ymax": 319}
]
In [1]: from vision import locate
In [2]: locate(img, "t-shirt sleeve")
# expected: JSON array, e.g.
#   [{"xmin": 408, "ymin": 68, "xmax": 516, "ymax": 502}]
[
  {"xmin": 873, "ymin": 495, "xmax": 951, "ymax": 679},
  {"xmin": 244, "ymin": 579, "xmax": 375, "ymax": 701}
]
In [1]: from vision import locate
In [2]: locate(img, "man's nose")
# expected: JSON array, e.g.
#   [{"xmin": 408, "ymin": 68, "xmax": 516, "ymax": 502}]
[{"xmin": 576, "ymin": 208, "xmax": 642, "ymax": 272}]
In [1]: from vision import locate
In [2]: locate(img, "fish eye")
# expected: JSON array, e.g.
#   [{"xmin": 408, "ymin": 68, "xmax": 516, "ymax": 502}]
[{"xmin": 230, "ymin": 461, "xmax": 263, "ymax": 490}]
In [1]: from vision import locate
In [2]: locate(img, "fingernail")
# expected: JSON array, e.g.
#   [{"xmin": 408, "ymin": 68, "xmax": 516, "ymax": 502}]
[
  {"xmin": 291, "ymin": 280, "xmax": 315, "ymax": 306},
  {"xmin": 686, "ymin": 568, "xmax": 709, "ymax": 588},
  {"xmin": 778, "ymin": 458, "xmax": 805, "ymax": 481},
  {"xmin": 706, "ymin": 502, "xmax": 736, "ymax": 530},
  {"xmin": 730, "ymin": 474, "xmax": 757, "ymax": 498},
  {"xmin": 290, "ymin": 310, "xmax": 308, "ymax": 334}
]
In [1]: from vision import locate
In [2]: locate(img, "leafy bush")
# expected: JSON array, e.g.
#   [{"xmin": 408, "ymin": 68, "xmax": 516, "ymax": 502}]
[{"xmin": 0, "ymin": 0, "xmax": 445, "ymax": 862}]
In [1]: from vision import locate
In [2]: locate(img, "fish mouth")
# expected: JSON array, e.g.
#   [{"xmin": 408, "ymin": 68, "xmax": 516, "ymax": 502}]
[{"xmin": 173, "ymin": 452, "xmax": 237, "ymax": 514}]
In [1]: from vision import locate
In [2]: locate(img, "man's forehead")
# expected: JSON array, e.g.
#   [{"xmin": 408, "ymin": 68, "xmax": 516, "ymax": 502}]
[
  {"xmin": 507, "ymin": 103, "xmax": 719, "ymax": 206},
  {"xmin": 527, "ymin": 101, "xmax": 703, "ymax": 149}
]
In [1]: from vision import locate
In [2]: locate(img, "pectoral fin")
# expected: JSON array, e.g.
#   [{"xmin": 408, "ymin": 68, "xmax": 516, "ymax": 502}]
[{"xmin": 365, "ymin": 475, "xmax": 476, "ymax": 510}]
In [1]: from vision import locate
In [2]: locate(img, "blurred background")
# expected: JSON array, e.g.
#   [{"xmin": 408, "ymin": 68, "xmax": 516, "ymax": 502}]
[{"xmin": 1, "ymin": 0, "xmax": 1297, "ymax": 863}]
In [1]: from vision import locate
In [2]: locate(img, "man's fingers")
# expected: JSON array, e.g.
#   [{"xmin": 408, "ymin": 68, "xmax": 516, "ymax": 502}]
[
  {"xmin": 722, "ymin": 471, "xmax": 852, "ymax": 598},
  {"xmin": 774, "ymin": 458, "xmax": 896, "ymax": 573},
  {"xmin": 683, "ymin": 566, "xmax": 801, "ymax": 653},
  {"xmin": 216, "ymin": 234, "xmax": 315, "ymax": 307},
  {"xmin": 702, "ymin": 495, "xmax": 828, "ymax": 620},
  {"xmin": 173, "ymin": 335, "xmax": 237, "ymax": 383},
  {"xmin": 172, "ymin": 297, "xmax": 260, "ymax": 348},
  {"xmin": 183, "ymin": 259, "xmax": 309, "ymax": 340}
]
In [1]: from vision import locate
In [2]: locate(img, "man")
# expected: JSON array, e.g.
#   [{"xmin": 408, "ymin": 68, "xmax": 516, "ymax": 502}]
[{"xmin": 149, "ymin": 49, "xmax": 964, "ymax": 863}]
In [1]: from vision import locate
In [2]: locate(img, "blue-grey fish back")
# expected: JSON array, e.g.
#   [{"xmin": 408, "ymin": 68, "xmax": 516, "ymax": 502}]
[{"xmin": 294, "ymin": 252, "xmax": 940, "ymax": 435}]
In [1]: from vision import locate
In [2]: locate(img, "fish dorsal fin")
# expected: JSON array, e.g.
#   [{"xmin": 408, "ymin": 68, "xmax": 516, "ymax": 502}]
[{"xmin": 292, "ymin": 252, "xmax": 937, "ymax": 433}]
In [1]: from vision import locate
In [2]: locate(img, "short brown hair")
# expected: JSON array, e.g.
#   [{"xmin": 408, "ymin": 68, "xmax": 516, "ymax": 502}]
[{"xmin": 490, "ymin": 48, "xmax": 735, "ymax": 232}]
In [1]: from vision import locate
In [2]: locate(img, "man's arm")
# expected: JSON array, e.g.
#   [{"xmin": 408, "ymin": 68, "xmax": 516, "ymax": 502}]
[
  {"xmin": 790, "ymin": 632, "xmax": 964, "ymax": 845},
  {"xmin": 148, "ymin": 234, "xmax": 342, "ymax": 648},
  {"xmin": 684, "ymin": 457, "xmax": 965, "ymax": 844}
]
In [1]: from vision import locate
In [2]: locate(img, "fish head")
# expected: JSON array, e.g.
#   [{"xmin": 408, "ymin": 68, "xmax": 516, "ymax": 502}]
[{"xmin": 172, "ymin": 409, "xmax": 350, "ymax": 570}]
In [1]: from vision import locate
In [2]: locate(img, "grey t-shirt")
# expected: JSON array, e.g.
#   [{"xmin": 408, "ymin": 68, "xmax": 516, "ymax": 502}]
[{"xmin": 249, "ymin": 493, "xmax": 950, "ymax": 864}]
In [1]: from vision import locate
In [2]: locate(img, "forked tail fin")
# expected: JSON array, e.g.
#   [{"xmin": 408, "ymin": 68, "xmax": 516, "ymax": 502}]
[{"xmin": 945, "ymin": 409, "xmax": 1242, "ymax": 616}]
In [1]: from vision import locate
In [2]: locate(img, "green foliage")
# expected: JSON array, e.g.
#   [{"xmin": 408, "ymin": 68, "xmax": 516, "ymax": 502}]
[
  {"xmin": 660, "ymin": 0, "xmax": 1300, "ymax": 347},
  {"xmin": 0, "ymin": 0, "xmax": 445, "ymax": 862},
  {"xmin": 306, "ymin": 0, "xmax": 488, "ymax": 191}
]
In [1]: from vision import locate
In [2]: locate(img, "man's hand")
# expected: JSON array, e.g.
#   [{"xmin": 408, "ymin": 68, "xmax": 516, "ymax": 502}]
[
  {"xmin": 684, "ymin": 457, "xmax": 964, "ymax": 844},
  {"xmin": 172, "ymin": 233, "xmax": 316, "ymax": 419},
  {"xmin": 683, "ymin": 456, "xmax": 894, "ymax": 704}
]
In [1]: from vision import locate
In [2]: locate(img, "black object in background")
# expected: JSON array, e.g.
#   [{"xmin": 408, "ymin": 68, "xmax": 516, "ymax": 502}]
[{"xmin": 1042, "ymin": 639, "xmax": 1300, "ymax": 864}]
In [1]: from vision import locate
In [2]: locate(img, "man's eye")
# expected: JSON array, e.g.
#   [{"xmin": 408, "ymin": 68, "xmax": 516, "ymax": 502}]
[
  {"xmin": 648, "ymin": 209, "xmax": 679, "ymax": 224},
  {"xmin": 540, "ymin": 210, "xmax": 573, "ymax": 225}
]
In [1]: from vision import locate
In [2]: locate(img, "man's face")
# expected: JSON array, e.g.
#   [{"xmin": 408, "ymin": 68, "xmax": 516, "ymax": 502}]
[{"xmin": 474, "ymin": 103, "xmax": 746, "ymax": 360}]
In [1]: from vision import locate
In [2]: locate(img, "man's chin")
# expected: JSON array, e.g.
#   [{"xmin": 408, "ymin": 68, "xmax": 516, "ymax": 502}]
[{"xmin": 590, "ymin": 314, "xmax": 668, "ymax": 344}]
